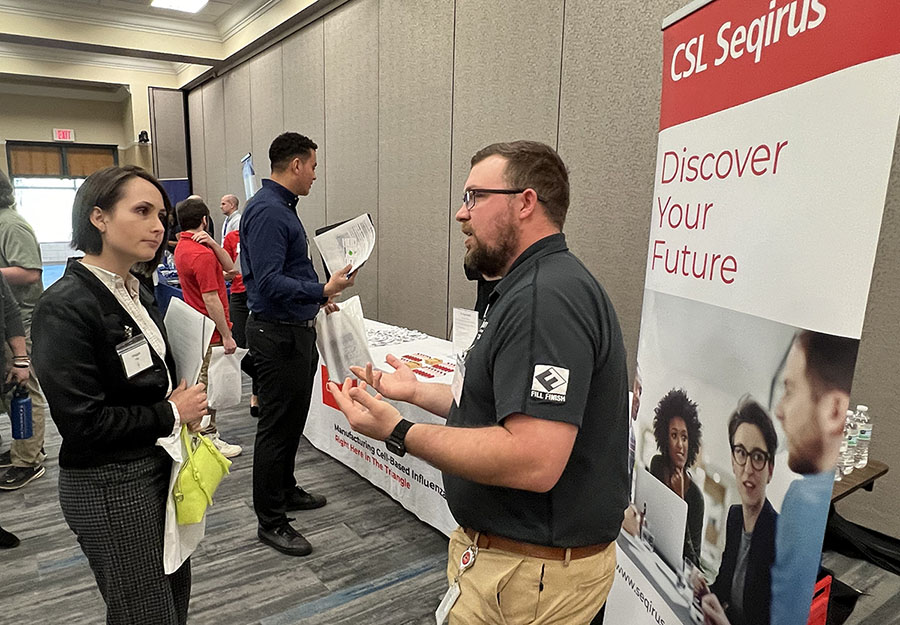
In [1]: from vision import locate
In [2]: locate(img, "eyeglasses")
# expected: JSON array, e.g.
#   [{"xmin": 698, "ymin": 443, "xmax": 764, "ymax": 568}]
[
  {"xmin": 461, "ymin": 188, "xmax": 527, "ymax": 212},
  {"xmin": 461, "ymin": 188, "xmax": 549, "ymax": 213},
  {"xmin": 731, "ymin": 444, "xmax": 770, "ymax": 471}
]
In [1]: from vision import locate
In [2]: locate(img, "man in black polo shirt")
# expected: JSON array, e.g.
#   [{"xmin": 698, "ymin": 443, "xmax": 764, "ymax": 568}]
[
  {"xmin": 242, "ymin": 132, "xmax": 355, "ymax": 556},
  {"xmin": 329, "ymin": 140, "xmax": 629, "ymax": 623}
]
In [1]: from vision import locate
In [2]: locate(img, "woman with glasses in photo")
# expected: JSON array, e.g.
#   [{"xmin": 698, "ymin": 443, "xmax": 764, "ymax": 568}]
[{"xmin": 699, "ymin": 397, "xmax": 779, "ymax": 625}]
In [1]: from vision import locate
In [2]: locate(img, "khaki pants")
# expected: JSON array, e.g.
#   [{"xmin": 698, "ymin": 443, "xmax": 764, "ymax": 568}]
[
  {"xmin": 446, "ymin": 527, "xmax": 615, "ymax": 625},
  {"xmin": 6, "ymin": 330, "xmax": 47, "ymax": 467}
]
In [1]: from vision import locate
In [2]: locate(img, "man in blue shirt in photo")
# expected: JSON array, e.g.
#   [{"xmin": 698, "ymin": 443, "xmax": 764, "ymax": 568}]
[
  {"xmin": 769, "ymin": 331, "xmax": 858, "ymax": 625},
  {"xmin": 241, "ymin": 132, "xmax": 355, "ymax": 556}
]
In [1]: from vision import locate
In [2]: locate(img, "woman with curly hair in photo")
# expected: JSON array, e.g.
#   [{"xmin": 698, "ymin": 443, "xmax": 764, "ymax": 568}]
[{"xmin": 650, "ymin": 388, "xmax": 704, "ymax": 565}]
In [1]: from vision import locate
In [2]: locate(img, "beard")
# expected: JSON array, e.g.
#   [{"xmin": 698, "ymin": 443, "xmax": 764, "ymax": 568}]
[
  {"xmin": 463, "ymin": 219, "xmax": 519, "ymax": 279},
  {"xmin": 787, "ymin": 432, "xmax": 826, "ymax": 475}
]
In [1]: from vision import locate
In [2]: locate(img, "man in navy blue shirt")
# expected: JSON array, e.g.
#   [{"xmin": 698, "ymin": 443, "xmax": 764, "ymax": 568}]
[{"xmin": 242, "ymin": 132, "xmax": 355, "ymax": 556}]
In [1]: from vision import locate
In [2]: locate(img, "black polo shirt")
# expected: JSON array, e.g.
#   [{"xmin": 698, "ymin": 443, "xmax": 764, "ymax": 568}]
[{"xmin": 444, "ymin": 233, "xmax": 629, "ymax": 547}]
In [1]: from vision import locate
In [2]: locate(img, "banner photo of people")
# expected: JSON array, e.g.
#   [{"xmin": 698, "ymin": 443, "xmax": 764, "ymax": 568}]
[{"xmin": 605, "ymin": 1, "xmax": 900, "ymax": 624}]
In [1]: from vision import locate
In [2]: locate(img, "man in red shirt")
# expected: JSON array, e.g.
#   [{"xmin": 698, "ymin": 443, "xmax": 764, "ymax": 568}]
[{"xmin": 174, "ymin": 197, "xmax": 242, "ymax": 457}]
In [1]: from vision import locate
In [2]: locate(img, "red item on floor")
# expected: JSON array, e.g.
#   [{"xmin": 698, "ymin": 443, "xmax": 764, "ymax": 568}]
[{"xmin": 807, "ymin": 574, "xmax": 832, "ymax": 625}]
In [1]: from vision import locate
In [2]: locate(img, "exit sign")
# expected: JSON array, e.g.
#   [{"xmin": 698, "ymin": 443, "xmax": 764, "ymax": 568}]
[{"xmin": 53, "ymin": 128, "xmax": 75, "ymax": 142}]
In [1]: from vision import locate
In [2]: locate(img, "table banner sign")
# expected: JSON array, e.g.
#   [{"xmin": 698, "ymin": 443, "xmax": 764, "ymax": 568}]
[{"xmin": 305, "ymin": 327, "xmax": 458, "ymax": 536}]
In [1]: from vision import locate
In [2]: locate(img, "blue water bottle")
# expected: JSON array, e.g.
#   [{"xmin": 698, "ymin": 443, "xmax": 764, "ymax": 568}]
[{"xmin": 10, "ymin": 385, "xmax": 32, "ymax": 440}]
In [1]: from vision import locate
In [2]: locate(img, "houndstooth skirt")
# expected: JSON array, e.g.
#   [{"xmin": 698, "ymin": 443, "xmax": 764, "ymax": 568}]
[{"xmin": 59, "ymin": 450, "xmax": 191, "ymax": 625}]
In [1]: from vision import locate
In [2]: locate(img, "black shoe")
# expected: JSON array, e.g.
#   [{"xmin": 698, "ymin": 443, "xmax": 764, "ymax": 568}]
[
  {"xmin": 0, "ymin": 465, "xmax": 45, "ymax": 490},
  {"xmin": 0, "ymin": 450, "xmax": 10, "ymax": 469},
  {"xmin": 258, "ymin": 522, "xmax": 312, "ymax": 556},
  {"xmin": 284, "ymin": 487, "xmax": 327, "ymax": 511},
  {"xmin": 250, "ymin": 405, "xmax": 260, "ymax": 418},
  {"xmin": 0, "ymin": 526, "xmax": 20, "ymax": 549}
]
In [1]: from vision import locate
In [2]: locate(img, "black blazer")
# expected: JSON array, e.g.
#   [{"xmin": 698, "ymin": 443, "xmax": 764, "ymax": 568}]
[
  {"xmin": 32, "ymin": 259, "xmax": 178, "ymax": 469},
  {"xmin": 710, "ymin": 499, "xmax": 778, "ymax": 625}
]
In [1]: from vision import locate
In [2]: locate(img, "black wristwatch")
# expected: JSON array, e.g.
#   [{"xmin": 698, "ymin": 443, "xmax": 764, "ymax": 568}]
[{"xmin": 385, "ymin": 419, "xmax": 414, "ymax": 457}]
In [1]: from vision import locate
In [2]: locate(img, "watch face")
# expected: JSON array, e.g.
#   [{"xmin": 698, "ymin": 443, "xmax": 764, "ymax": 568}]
[{"xmin": 386, "ymin": 438, "xmax": 405, "ymax": 456}]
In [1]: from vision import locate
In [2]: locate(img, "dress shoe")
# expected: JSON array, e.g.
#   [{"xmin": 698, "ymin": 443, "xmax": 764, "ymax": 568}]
[
  {"xmin": 258, "ymin": 522, "xmax": 312, "ymax": 556},
  {"xmin": 0, "ymin": 525, "xmax": 20, "ymax": 549},
  {"xmin": 284, "ymin": 487, "xmax": 327, "ymax": 511}
]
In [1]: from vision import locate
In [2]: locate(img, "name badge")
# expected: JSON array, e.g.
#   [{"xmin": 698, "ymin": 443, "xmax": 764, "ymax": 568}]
[
  {"xmin": 451, "ymin": 353, "xmax": 466, "ymax": 407},
  {"xmin": 434, "ymin": 581, "xmax": 460, "ymax": 625},
  {"xmin": 117, "ymin": 335, "xmax": 153, "ymax": 378}
]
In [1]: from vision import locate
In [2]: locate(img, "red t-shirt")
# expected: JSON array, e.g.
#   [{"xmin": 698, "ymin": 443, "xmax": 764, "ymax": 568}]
[
  {"xmin": 222, "ymin": 230, "xmax": 244, "ymax": 294},
  {"xmin": 174, "ymin": 232, "xmax": 231, "ymax": 343}
]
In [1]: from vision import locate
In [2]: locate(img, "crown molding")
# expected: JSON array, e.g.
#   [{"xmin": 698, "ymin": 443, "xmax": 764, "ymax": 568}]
[
  {"xmin": 218, "ymin": 0, "xmax": 282, "ymax": 40},
  {"xmin": 0, "ymin": 42, "xmax": 183, "ymax": 75}
]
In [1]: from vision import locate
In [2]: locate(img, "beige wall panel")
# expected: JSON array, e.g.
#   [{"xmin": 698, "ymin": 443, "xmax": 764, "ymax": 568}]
[
  {"xmin": 324, "ymin": 0, "xmax": 379, "ymax": 317},
  {"xmin": 377, "ymin": 0, "xmax": 454, "ymax": 338},
  {"xmin": 835, "ymin": 127, "xmax": 900, "ymax": 539},
  {"xmin": 249, "ymin": 45, "xmax": 285, "ymax": 184},
  {"xmin": 558, "ymin": 0, "xmax": 683, "ymax": 378},
  {"xmin": 224, "ymin": 65, "xmax": 253, "ymax": 211},
  {"xmin": 187, "ymin": 88, "xmax": 207, "ymax": 202},
  {"xmin": 200, "ymin": 79, "xmax": 227, "ymax": 236},
  {"xmin": 282, "ymin": 20, "xmax": 327, "ymax": 278},
  {"xmin": 447, "ymin": 0, "xmax": 565, "ymax": 327},
  {"xmin": 150, "ymin": 89, "xmax": 188, "ymax": 180}
]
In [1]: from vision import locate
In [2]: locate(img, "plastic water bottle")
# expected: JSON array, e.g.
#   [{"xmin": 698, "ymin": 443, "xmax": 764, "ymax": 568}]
[
  {"xmin": 835, "ymin": 416, "xmax": 848, "ymax": 481},
  {"xmin": 855, "ymin": 404, "xmax": 871, "ymax": 469},
  {"xmin": 836, "ymin": 410, "xmax": 853, "ymax": 480},
  {"xmin": 842, "ymin": 409, "xmax": 857, "ymax": 475},
  {"xmin": 10, "ymin": 385, "xmax": 33, "ymax": 440}
]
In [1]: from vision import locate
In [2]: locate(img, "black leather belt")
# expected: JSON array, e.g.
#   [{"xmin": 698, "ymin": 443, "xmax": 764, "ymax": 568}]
[{"xmin": 252, "ymin": 313, "xmax": 315, "ymax": 328}]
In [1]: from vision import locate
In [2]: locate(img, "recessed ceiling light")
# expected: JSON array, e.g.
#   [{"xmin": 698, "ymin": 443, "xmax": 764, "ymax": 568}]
[{"xmin": 150, "ymin": 0, "xmax": 209, "ymax": 14}]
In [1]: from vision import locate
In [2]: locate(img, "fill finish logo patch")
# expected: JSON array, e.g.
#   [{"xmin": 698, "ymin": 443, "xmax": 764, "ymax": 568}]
[{"xmin": 530, "ymin": 365, "xmax": 569, "ymax": 403}]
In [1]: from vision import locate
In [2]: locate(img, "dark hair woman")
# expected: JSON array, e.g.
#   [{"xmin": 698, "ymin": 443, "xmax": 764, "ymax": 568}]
[
  {"xmin": 650, "ymin": 387, "xmax": 705, "ymax": 565},
  {"xmin": 32, "ymin": 166, "xmax": 208, "ymax": 624},
  {"xmin": 702, "ymin": 397, "xmax": 779, "ymax": 625}
]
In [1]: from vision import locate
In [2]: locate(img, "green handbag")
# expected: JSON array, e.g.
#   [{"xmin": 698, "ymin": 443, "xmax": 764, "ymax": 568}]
[{"xmin": 173, "ymin": 425, "xmax": 232, "ymax": 525}]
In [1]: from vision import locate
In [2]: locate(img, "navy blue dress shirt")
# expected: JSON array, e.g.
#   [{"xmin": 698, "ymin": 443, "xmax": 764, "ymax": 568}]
[{"xmin": 241, "ymin": 179, "xmax": 325, "ymax": 321}]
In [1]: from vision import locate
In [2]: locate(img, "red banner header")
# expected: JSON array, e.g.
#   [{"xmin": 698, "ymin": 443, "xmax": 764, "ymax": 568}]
[{"xmin": 660, "ymin": 0, "xmax": 900, "ymax": 130}]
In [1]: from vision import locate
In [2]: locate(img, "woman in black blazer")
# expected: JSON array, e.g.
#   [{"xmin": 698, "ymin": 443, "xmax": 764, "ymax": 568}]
[
  {"xmin": 703, "ymin": 398, "xmax": 779, "ymax": 625},
  {"xmin": 32, "ymin": 166, "xmax": 207, "ymax": 625}
]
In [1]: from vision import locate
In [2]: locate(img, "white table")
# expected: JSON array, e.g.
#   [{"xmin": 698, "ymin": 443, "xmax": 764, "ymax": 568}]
[{"xmin": 305, "ymin": 321, "xmax": 458, "ymax": 536}]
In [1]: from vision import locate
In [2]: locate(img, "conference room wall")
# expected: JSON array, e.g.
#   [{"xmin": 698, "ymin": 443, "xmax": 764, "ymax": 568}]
[
  {"xmin": 558, "ymin": 0, "xmax": 684, "ymax": 379},
  {"xmin": 283, "ymin": 20, "xmax": 328, "ymax": 279},
  {"xmin": 376, "ymin": 0, "xmax": 454, "ymax": 337},
  {"xmin": 187, "ymin": 89, "xmax": 206, "ymax": 202},
  {"xmin": 322, "ymin": 0, "xmax": 380, "ymax": 317},
  {"xmin": 198, "ymin": 79, "xmax": 226, "ymax": 237},
  {"xmin": 224, "ymin": 65, "xmax": 253, "ymax": 223},
  {"xmin": 445, "ymin": 0, "xmax": 566, "ymax": 333}
]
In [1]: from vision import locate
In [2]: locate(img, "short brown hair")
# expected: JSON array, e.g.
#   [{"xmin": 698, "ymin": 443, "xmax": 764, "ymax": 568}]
[
  {"xmin": 175, "ymin": 197, "xmax": 210, "ymax": 231},
  {"xmin": 794, "ymin": 330, "xmax": 858, "ymax": 398},
  {"xmin": 72, "ymin": 166, "xmax": 170, "ymax": 275},
  {"xmin": 471, "ymin": 140, "xmax": 569, "ymax": 228}
]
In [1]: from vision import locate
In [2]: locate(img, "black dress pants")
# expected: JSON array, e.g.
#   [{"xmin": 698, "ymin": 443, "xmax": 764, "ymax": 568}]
[
  {"xmin": 228, "ymin": 291, "xmax": 258, "ymax": 395},
  {"xmin": 247, "ymin": 316, "xmax": 319, "ymax": 530}
]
